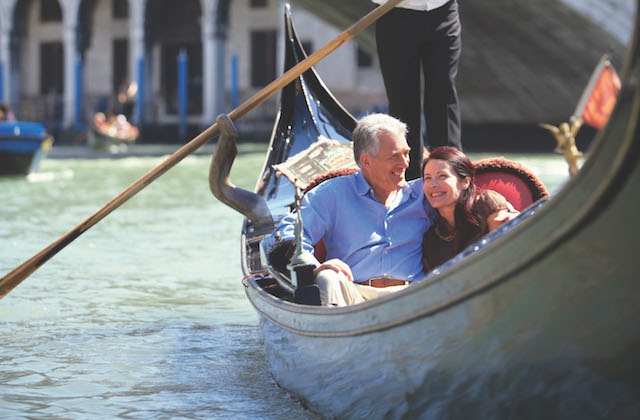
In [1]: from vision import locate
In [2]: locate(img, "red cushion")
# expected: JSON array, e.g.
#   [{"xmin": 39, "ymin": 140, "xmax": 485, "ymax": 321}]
[
  {"xmin": 473, "ymin": 157, "xmax": 548, "ymax": 212},
  {"xmin": 314, "ymin": 239, "xmax": 327, "ymax": 263},
  {"xmin": 475, "ymin": 172, "xmax": 534, "ymax": 212}
]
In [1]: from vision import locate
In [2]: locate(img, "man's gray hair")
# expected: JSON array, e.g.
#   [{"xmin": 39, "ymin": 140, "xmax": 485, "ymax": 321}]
[{"xmin": 352, "ymin": 113, "xmax": 407, "ymax": 168}]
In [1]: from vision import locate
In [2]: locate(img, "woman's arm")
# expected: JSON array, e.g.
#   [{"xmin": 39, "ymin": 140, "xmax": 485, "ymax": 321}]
[{"xmin": 475, "ymin": 190, "xmax": 519, "ymax": 231}]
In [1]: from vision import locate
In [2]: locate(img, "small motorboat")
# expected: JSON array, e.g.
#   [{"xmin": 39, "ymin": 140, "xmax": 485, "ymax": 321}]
[{"xmin": 0, "ymin": 121, "xmax": 54, "ymax": 176}]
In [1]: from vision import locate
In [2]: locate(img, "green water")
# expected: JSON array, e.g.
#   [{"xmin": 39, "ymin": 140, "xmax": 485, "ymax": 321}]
[{"xmin": 0, "ymin": 147, "xmax": 573, "ymax": 418}]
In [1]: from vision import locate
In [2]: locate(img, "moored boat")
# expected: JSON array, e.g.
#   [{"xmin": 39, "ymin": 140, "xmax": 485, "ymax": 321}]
[
  {"xmin": 0, "ymin": 121, "xmax": 54, "ymax": 175},
  {"xmin": 211, "ymin": 6, "xmax": 640, "ymax": 419},
  {"xmin": 87, "ymin": 112, "xmax": 139, "ymax": 152}
]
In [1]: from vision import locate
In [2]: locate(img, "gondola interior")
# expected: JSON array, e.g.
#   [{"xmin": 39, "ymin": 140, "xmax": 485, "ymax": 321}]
[{"xmin": 237, "ymin": 7, "xmax": 550, "ymax": 305}]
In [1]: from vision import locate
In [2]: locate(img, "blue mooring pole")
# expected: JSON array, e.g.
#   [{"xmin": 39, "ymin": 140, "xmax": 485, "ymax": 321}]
[
  {"xmin": 178, "ymin": 49, "xmax": 188, "ymax": 139},
  {"xmin": 134, "ymin": 57, "xmax": 145, "ymax": 126},
  {"xmin": 74, "ymin": 56, "xmax": 84, "ymax": 129},
  {"xmin": 230, "ymin": 52, "xmax": 238, "ymax": 109},
  {"xmin": 0, "ymin": 61, "xmax": 4, "ymax": 102}
]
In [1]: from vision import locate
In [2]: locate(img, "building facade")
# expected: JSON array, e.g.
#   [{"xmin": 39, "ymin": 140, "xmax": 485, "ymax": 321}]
[{"xmin": 0, "ymin": 0, "xmax": 385, "ymax": 139}]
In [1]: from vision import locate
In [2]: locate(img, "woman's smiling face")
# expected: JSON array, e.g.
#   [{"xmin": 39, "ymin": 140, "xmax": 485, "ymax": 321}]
[{"xmin": 422, "ymin": 159, "xmax": 469, "ymax": 211}]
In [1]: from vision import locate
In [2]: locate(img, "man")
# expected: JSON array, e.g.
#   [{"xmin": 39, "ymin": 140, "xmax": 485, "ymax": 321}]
[
  {"xmin": 268, "ymin": 113, "xmax": 437, "ymax": 306},
  {"xmin": 373, "ymin": 0, "xmax": 463, "ymax": 180}
]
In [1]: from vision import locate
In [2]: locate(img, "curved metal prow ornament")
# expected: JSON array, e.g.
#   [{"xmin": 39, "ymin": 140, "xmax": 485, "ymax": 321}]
[
  {"xmin": 209, "ymin": 114, "xmax": 274, "ymax": 225},
  {"xmin": 540, "ymin": 116, "xmax": 584, "ymax": 177}
]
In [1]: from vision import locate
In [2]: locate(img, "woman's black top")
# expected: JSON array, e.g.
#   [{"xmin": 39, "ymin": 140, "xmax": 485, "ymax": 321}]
[{"xmin": 422, "ymin": 190, "xmax": 508, "ymax": 273}]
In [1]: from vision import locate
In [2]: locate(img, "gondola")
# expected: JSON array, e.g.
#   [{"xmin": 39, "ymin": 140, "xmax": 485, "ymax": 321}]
[
  {"xmin": 0, "ymin": 121, "xmax": 53, "ymax": 175},
  {"xmin": 210, "ymin": 6, "xmax": 640, "ymax": 419}
]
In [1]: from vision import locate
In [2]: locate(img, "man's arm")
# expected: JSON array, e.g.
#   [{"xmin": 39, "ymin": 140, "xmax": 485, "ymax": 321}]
[
  {"xmin": 314, "ymin": 258, "xmax": 354, "ymax": 282},
  {"xmin": 267, "ymin": 183, "xmax": 334, "ymax": 255}
]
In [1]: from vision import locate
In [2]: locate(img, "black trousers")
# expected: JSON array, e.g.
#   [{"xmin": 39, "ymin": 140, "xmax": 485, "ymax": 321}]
[{"xmin": 376, "ymin": 0, "xmax": 462, "ymax": 180}]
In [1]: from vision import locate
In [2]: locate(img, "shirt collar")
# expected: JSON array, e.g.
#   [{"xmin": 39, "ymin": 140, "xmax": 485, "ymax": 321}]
[
  {"xmin": 408, "ymin": 177, "xmax": 424, "ymax": 198},
  {"xmin": 354, "ymin": 171, "xmax": 373, "ymax": 196}
]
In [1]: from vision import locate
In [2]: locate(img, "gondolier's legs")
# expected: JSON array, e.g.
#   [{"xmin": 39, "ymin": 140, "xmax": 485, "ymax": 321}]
[{"xmin": 376, "ymin": 2, "xmax": 463, "ymax": 180}]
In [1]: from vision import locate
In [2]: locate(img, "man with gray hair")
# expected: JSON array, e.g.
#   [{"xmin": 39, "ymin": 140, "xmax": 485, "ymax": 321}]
[{"xmin": 267, "ymin": 113, "xmax": 437, "ymax": 305}]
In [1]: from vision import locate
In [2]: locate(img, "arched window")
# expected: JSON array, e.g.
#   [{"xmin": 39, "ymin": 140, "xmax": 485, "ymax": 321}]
[
  {"xmin": 113, "ymin": 0, "xmax": 128, "ymax": 19},
  {"xmin": 40, "ymin": 0, "xmax": 62, "ymax": 22}
]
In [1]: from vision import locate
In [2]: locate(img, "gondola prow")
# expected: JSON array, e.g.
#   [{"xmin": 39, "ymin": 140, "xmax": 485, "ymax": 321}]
[{"xmin": 209, "ymin": 114, "xmax": 274, "ymax": 225}]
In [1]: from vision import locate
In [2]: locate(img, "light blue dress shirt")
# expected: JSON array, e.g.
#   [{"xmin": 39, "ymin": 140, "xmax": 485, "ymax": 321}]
[{"xmin": 267, "ymin": 171, "xmax": 437, "ymax": 283}]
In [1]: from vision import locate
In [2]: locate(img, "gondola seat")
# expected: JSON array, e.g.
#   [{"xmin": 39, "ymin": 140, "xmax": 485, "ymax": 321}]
[{"xmin": 473, "ymin": 157, "xmax": 549, "ymax": 211}]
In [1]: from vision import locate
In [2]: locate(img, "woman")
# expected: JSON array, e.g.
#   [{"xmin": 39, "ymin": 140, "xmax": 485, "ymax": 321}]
[{"xmin": 421, "ymin": 146, "xmax": 512, "ymax": 273}]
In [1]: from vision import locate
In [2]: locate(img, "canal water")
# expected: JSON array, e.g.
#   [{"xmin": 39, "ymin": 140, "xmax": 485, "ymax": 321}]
[{"xmin": 1, "ymin": 146, "xmax": 573, "ymax": 418}]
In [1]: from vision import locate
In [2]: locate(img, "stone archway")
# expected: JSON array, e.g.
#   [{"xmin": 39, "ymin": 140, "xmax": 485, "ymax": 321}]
[
  {"xmin": 145, "ymin": 0, "xmax": 202, "ymax": 119},
  {"xmin": 77, "ymin": 0, "xmax": 133, "ymax": 121},
  {"xmin": 11, "ymin": 0, "xmax": 64, "ymax": 126}
]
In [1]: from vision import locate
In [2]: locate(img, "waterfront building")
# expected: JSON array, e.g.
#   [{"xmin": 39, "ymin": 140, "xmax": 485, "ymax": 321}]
[{"xmin": 0, "ymin": 0, "xmax": 385, "ymax": 140}]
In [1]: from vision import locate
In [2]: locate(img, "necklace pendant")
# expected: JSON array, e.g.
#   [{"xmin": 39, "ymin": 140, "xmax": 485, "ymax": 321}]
[{"xmin": 435, "ymin": 224, "xmax": 456, "ymax": 242}]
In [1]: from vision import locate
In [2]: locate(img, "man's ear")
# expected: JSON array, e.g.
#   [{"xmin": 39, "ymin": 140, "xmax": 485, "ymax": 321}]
[{"xmin": 360, "ymin": 153, "xmax": 371, "ymax": 169}]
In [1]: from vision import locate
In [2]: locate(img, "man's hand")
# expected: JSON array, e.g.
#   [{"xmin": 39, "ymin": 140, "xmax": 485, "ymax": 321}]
[
  {"xmin": 487, "ymin": 209, "xmax": 519, "ymax": 232},
  {"xmin": 314, "ymin": 258, "xmax": 354, "ymax": 282}
]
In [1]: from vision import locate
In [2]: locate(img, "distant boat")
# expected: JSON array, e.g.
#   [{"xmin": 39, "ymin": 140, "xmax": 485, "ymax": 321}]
[
  {"xmin": 210, "ymin": 7, "xmax": 640, "ymax": 419},
  {"xmin": 87, "ymin": 112, "xmax": 139, "ymax": 152},
  {"xmin": 0, "ymin": 121, "xmax": 54, "ymax": 175}
]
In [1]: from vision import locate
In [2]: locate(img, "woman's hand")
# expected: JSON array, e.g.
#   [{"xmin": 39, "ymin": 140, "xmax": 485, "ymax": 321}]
[
  {"xmin": 314, "ymin": 258, "xmax": 354, "ymax": 282},
  {"xmin": 487, "ymin": 209, "xmax": 519, "ymax": 231}
]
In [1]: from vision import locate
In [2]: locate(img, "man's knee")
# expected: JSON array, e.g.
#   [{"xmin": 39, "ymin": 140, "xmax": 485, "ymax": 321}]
[
  {"xmin": 315, "ymin": 269, "xmax": 357, "ymax": 306},
  {"xmin": 315, "ymin": 269, "xmax": 341, "ymax": 292}
]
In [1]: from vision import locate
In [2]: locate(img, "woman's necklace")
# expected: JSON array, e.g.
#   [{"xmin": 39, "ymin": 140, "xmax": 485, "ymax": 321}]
[{"xmin": 435, "ymin": 223, "xmax": 456, "ymax": 242}]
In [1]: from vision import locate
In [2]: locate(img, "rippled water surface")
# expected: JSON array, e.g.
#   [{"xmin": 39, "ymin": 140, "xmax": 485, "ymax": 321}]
[{"xmin": 0, "ymin": 146, "xmax": 573, "ymax": 418}]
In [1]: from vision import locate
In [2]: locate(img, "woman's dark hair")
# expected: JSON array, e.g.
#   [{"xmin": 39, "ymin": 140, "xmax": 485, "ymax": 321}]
[{"xmin": 421, "ymin": 146, "xmax": 481, "ymax": 228}]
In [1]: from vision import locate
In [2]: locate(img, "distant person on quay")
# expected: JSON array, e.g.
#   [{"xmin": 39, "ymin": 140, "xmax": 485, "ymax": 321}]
[{"xmin": 0, "ymin": 102, "xmax": 15, "ymax": 121}]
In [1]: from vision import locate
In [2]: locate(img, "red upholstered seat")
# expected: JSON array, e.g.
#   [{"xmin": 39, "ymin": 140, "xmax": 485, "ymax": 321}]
[
  {"xmin": 308, "ymin": 158, "xmax": 547, "ymax": 262},
  {"xmin": 314, "ymin": 238, "xmax": 328, "ymax": 264},
  {"xmin": 475, "ymin": 173, "xmax": 533, "ymax": 211},
  {"xmin": 473, "ymin": 157, "xmax": 548, "ymax": 212}
]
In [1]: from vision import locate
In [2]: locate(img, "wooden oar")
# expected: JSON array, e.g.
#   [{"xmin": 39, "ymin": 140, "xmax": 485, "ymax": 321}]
[{"xmin": 0, "ymin": 0, "xmax": 404, "ymax": 299}]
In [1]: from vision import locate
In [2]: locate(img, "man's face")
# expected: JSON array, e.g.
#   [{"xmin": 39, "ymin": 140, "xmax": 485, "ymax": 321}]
[{"xmin": 361, "ymin": 130, "xmax": 410, "ymax": 195}]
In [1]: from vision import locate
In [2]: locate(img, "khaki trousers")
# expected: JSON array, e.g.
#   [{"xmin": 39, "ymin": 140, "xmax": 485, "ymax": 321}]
[{"xmin": 297, "ymin": 252, "xmax": 408, "ymax": 306}]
